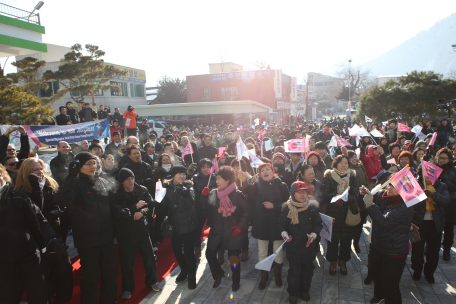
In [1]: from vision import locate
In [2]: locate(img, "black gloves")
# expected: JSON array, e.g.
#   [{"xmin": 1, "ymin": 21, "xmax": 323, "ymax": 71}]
[
  {"xmin": 28, "ymin": 173, "xmax": 41, "ymax": 191},
  {"xmin": 68, "ymin": 160, "xmax": 80, "ymax": 177}
]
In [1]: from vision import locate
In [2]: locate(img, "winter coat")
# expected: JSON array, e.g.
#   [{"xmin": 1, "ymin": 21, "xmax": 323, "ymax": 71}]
[
  {"xmin": 202, "ymin": 188, "xmax": 251, "ymax": 251},
  {"xmin": 198, "ymin": 144, "xmax": 218, "ymax": 161},
  {"xmin": 138, "ymin": 123, "xmax": 149, "ymax": 141},
  {"xmin": 192, "ymin": 173, "xmax": 217, "ymax": 209},
  {"xmin": 322, "ymin": 169, "xmax": 359, "ymax": 239},
  {"xmin": 54, "ymin": 173, "xmax": 115, "ymax": 248},
  {"xmin": 0, "ymin": 133, "xmax": 30, "ymax": 161},
  {"xmin": 112, "ymin": 112, "xmax": 125, "ymax": 128},
  {"xmin": 55, "ymin": 114, "xmax": 71, "ymax": 125},
  {"xmin": 322, "ymin": 152, "xmax": 333, "ymax": 170},
  {"xmin": 66, "ymin": 107, "xmax": 79, "ymax": 124},
  {"xmin": 78, "ymin": 108, "xmax": 97, "ymax": 122},
  {"xmin": 288, "ymin": 160, "xmax": 304, "ymax": 179},
  {"xmin": 385, "ymin": 127, "xmax": 397, "ymax": 144},
  {"xmin": 277, "ymin": 199, "xmax": 322, "ymax": 262},
  {"xmin": 105, "ymin": 141, "xmax": 121, "ymax": 157},
  {"xmin": 437, "ymin": 116, "xmax": 454, "ymax": 148},
  {"xmin": 154, "ymin": 166, "xmax": 172, "ymax": 182},
  {"xmin": 97, "ymin": 110, "xmax": 108, "ymax": 120},
  {"xmin": 359, "ymin": 146, "xmax": 383, "ymax": 183},
  {"xmin": 50, "ymin": 152, "xmax": 75, "ymax": 186},
  {"xmin": 245, "ymin": 178, "xmax": 289, "ymax": 241},
  {"xmin": 123, "ymin": 160, "xmax": 155, "ymax": 195},
  {"xmin": 363, "ymin": 193, "xmax": 413, "ymax": 256},
  {"xmin": 110, "ymin": 125, "xmax": 123, "ymax": 140},
  {"xmin": 306, "ymin": 159, "xmax": 326, "ymax": 183},
  {"xmin": 123, "ymin": 109, "xmax": 138, "ymax": 129},
  {"xmin": 273, "ymin": 164, "xmax": 294, "ymax": 189},
  {"xmin": 161, "ymin": 180, "xmax": 197, "ymax": 236},
  {"xmin": 0, "ymin": 184, "xmax": 47, "ymax": 262},
  {"xmin": 438, "ymin": 161, "xmax": 456, "ymax": 222},
  {"xmin": 112, "ymin": 183, "xmax": 156, "ymax": 243},
  {"xmin": 413, "ymin": 180, "xmax": 450, "ymax": 232},
  {"xmin": 350, "ymin": 162, "xmax": 369, "ymax": 189},
  {"xmin": 316, "ymin": 130, "xmax": 332, "ymax": 143}
]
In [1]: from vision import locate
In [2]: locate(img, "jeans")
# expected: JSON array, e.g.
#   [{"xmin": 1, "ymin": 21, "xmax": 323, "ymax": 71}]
[
  {"xmin": 287, "ymin": 261, "xmax": 314, "ymax": 296},
  {"xmin": 206, "ymin": 244, "xmax": 241, "ymax": 284},
  {"xmin": 170, "ymin": 232, "xmax": 197, "ymax": 275},
  {"xmin": 326, "ymin": 238, "xmax": 351, "ymax": 262},
  {"xmin": 369, "ymin": 246, "xmax": 406, "ymax": 304},
  {"xmin": 258, "ymin": 240, "xmax": 283, "ymax": 264},
  {"xmin": 411, "ymin": 220, "xmax": 442, "ymax": 277}
]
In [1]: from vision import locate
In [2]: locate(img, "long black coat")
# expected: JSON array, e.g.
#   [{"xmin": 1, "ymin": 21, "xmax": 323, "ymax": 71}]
[
  {"xmin": 439, "ymin": 162, "xmax": 456, "ymax": 222},
  {"xmin": 245, "ymin": 178, "xmax": 289, "ymax": 241},
  {"xmin": 277, "ymin": 199, "xmax": 322, "ymax": 262},
  {"xmin": 322, "ymin": 169, "xmax": 359, "ymax": 239},
  {"xmin": 192, "ymin": 173, "xmax": 217, "ymax": 209},
  {"xmin": 54, "ymin": 173, "xmax": 115, "ymax": 248},
  {"xmin": 161, "ymin": 180, "xmax": 197, "ymax": 236},
  {"xmin": 202, "ymin": 189, "xmax": 251, "ymax": 251},
  {"xmin": 112, "ymin": 183, "xmax": 156, "ymax": 244}
]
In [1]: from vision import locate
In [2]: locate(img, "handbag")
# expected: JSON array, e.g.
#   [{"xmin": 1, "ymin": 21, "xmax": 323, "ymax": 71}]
[
  {"xmin": 345, "ymin": 205, "xmax": 361, "ymax": 226},
  {"xmin": 410, "ymin": 223, "xmax": 421, "ymax": 243},
  {"xmin": 161, "ymin": 216, "xmax": 174, "ymax": 238}
]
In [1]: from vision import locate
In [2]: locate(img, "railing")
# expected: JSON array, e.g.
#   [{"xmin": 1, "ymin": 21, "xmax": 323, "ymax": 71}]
[{"xmin": 0, "ymin": 3, "xmax": 40, "ymax": 25}]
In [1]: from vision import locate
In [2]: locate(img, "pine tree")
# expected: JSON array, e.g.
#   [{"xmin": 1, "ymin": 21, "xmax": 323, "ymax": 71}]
[{"xmin": 6, "ymin": 56, "xmax": 49, "ymax": 99}]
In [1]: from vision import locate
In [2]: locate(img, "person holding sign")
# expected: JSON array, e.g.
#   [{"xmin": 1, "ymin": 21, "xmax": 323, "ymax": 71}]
[
  {"xmin": 277, "ymin": 182, "xmax": 322, "ymax": 304},
  {"xmin": 410, "ymin": 164, "xmax": 450, "ymax": 283},
  {"xmin": 322, "ymin": 155, "xmax": 358, "ymax": 275},
  {"xmin": 359, "ymin": 181, "xmax": 413, "ymax": 303}
]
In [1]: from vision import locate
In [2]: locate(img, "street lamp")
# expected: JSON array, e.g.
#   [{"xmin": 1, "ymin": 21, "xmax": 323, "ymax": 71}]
[
  {"xmin": 452, "ymin": 44, "xmax": 456, "ymax": 52},
  {"xmin": 348, "ymin": 59, "xmax": 352, "ymax": 121},
  {"xmin": 27, "ymin": 1, "xmax": 44, "ymax": 23}
]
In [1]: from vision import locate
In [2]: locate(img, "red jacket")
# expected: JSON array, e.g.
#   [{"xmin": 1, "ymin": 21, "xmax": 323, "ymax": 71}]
[
  {"xmin": 110, "ymin": 125, "xmax": 123, "ymax": 140},
  {"xmin": 359, "ymin": 145, "xmax": 383, "ymax": 183}
]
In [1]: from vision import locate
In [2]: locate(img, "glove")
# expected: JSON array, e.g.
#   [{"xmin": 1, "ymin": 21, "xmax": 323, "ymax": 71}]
[
  {"xmin": 202, "ymin": 187, "xmax": 210, "ymax": 196},
  {"xmin": 231, "ymin": 226, "xmax": 242, "ymax": 236},
  {"xmin": 424, "ymin": 189, "xmax": 436, "ymax": 199},
  {"xmin": 28, "ymin": 173, "xmax": 40, "ymax": 190},
  {"xmin": 306, "ymin": 233, "xmax": 317, "ymax": 247},
  {"xmin": 68, "ymin": 160, "xmax": 80, "ymax": 177},
  {"xmin": 281, "ymin": 231, "xmax": 292, "ymax": 242},
  {"xmin": 363, "ymin": 192, "xmax": 374, "ymax": 208},
  {"xmin": 334, "ymin": 199, "xmax": 344, "ymax": 208},
  {"xmin": 187, "ymin": 163, "xmax": 197, "ymax": 176}
]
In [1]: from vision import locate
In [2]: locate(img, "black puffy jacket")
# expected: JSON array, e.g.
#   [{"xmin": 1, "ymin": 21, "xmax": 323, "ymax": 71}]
[
  {"xmin": 245, "ymin": 178, "xmax": 289, "ymax": 241},
  {"xmin": 112, "ymin": 183, "xmax": 156, "ymax": 244},
  {"xmin": 202, "ymin": 188, "xmax": 251, "ymax": 251},
  {"xmin": 123, "ymin": 160, "xmax": 155, "ymax": 195},
  {"xmin": 277, "ymin": 199, "xmax": 322, "ymax": 262},
  {"xmin": 198, "ymin": 144, "xmax": 218, "ymax": 161},
  {"xmin": 192, "ymin": 173, "xmax": 217, "ymax": 209},
  {"xmin": 413, "ymin": 180, "xmax": 450, "ymax": 232},
  {"xmin": 322, "ymin": 169, "xmax": 358, "ymax": 239},
  {"xmin": 161, "ymin": 180, "xmax": 197, "ymax": 236},
  {"xmin": 438, "ymin": 162, "xmax": 456, "ymax": 222},
  {"xmin": 364, "ymin": 193, "xmax": 413, "ymax": 256},
  {"xmin": 54, "ymin": 173, "xmax": 115, "ymax": 248}
]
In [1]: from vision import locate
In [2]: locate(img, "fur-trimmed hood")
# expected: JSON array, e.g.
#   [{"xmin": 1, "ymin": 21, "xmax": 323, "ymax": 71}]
[
  {"xmin": 324, "ymin": 169, "xmax": 356, "ymax": 178},
  {"xmin": 162, "ymin": 179, "xmax": 193, "ymax": 188}
]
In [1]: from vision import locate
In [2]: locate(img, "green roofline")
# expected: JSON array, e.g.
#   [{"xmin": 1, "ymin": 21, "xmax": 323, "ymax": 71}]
[
  {"xmin": 0, "ymin": 34, "xmax": 47, "ymax": 52},
  {"xmin": 0, "ymin": 14, "xmax": 45, "ymax": 34}
]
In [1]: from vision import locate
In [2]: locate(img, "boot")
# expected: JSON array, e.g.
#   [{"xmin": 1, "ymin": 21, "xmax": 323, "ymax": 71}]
[
  {"xmin": 338, "ymin": 260, "xmax": 347, "ymax": 275},
  {"xmin": 300, "ymin": 292, "xmax": 310, "ymax": 301},
  {"xmin": 194, "ymin": 246, "xmax": 201, "ymax": 260},
  {"xmin": 289, "ymin": 295, "xmax": 298, "ymax": 304},
  {"xmin": 188, "ymin": 274, "xmax": 196, "ymax": 290},
  {"xmin": 258, "ymin": 270, "xmax": 269, "ymax": 290},
  {"xmin": 217, "ymin": 248, "xmax": 225, "ymax": 264},
  {"xmin": 329, "ymin": 261, "xmax": 337, "ymax": 275},
  {"xmin": 443, "ymin": 247, "xmax": 451, "ymax": 261},
  {"xmin": 273, "ymin": 262, "xmax": 283, "ymax": 287}
]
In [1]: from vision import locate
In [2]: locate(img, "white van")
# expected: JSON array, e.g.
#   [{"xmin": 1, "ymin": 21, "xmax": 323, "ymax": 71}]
[{"xmin": 147, "ymin": 120, "xmax": 168, "ymax": 137}]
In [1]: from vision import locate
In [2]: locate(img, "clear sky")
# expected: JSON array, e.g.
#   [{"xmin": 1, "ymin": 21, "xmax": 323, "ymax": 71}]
[{"xmin": 3, "ymin": 0, "xmax": 456, "ymax": 85}]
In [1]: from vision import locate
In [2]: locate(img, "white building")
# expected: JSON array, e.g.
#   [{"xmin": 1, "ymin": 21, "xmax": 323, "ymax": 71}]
[{"xmin": 15, "ymin": 43, "xmax": 147, "ymax": 113}]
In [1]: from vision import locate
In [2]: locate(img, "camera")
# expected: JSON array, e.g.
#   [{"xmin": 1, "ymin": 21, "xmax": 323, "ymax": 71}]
[{"xmin": 438, "ymin": 99, "xmax": 456, "ymax": 117}]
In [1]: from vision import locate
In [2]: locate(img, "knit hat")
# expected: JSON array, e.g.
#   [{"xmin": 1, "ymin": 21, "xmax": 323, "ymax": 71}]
[
  {"xmin": 290, "ymin": 181, "xmax": 307, "ymax": 197},
  {"xmin": 75, "ymin": 152, "xmax": 95, "ymax": 165},
  {"xmin": 89, "ymin": 142, "xmax": 102, "ymax": 151},
  {"xmin": 118, "ymin": 168, "xmax": 134, "ymax": 184},
  {"xmin": 307, "ymin": 151, "xmax": 321, "ymax": 160},
  {"xmin": 169, "ymin": 165, "xmax": 187, "ymax": 178},
  {"xmin": 272, "ymin": 152, "xmax": 286, "ymax": 163}
]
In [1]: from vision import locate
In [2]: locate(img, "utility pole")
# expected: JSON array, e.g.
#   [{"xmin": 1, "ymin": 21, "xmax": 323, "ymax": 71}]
[
  {"xmin": 348, "ymin": 59, "xmax": 352, "ymax": 122},
  {"xmin": 306, "ymin": 79, "xmax": 309, "ymax": 121}
]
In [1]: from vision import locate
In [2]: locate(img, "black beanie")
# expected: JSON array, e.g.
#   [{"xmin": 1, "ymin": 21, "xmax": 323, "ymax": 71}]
[
  {"xmin": 118, "ymin": 168, "xmax": 135, "ymax": 184},
  {"xmin": 75, "ymin": 152, "xmax": 95, "ymax": 165},
  {"xmin": 169, "ymin": 165, "xmax": 187, "ymax": 178}
]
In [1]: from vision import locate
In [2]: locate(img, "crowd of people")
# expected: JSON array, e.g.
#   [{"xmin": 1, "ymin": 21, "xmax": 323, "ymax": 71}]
[{"xmin": 1, "ymin": 110, "xmax": 456, "ymax": 304}]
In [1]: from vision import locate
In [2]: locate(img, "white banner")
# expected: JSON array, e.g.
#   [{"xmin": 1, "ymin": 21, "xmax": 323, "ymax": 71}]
[
  {"xmin": 290, "ymin": 77, "xmax": 297, "ymax": 101},
  {"xmin": 274, "ymin": 69, "xmax": 282, "ymax": 99}
]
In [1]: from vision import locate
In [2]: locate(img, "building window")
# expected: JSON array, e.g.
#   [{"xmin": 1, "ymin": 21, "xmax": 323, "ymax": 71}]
[
  {"xmin": 203, "ymin": 88, "xmax": 211, "ymax": 100},
  {"xmin": 111, "ymin": 81, "xmax": 128, "ymax": 96},
  {"xmin": 315, "ymin": 82, "xmax": 324, "ymax": 86},
  {"xmin": 220, "ymin": 86, "xmax": 238, "ymax": 99},
  {"xmin": 130, "ymin": 83, "xmax": 145, "ymax": 97},
  {"xmin": 39, "ymin": 81, "xmax": 59, "ymax": 97},
  {"xmin": 71, "ymin": 81, "xmax": 103, "ymax": 97}
]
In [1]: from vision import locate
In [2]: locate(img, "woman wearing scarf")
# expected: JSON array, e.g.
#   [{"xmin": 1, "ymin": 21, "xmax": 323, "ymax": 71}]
[
  {"xmin": 359, "ymin": 181, "xmax": 413, "ymax": 303},
  {"xmin": 161, "ymin": 166, "xmax": 198, "ymax": 290},
  {"xmin": 322, "ymin": 155, "xmax": 358, "ymax": 275},
  {"xmin": 154, "ymin": 153, "xmax": 174, "ymax": 181},
  {"xmin": 305, "ymin": 151, "xmax": 326, "ymax": 183},
  {"xmin": 245, "ymin": 163, "xmax": 289, "ymax": 289},
  {"xmin": 433, "ymin": 148, "xmax": 456, "ymax": 261},
  {"xmin": 411, "ymin": 164, "xmax": 450, "ymax": 283},
  {"xmin": 412, "ymin": 148, "xmax": 426, "ymax": 170},
  {"xmin": 278, "ymin": 181, "xmax": 322, "ymax": 304},
  {"xmin": 201, "ymin": 166, "xmax": 250, "ymax": 292}
]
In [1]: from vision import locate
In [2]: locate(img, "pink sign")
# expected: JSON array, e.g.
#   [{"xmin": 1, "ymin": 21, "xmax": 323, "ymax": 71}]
[
  {"xmin": 299, "ymin": 125, "xmax": 302, "ymax": 128},
  {"xmin": 208, "ymin": 156, "xmax": 219, "ymax": 175},
  {"xmin": 423, "ymin": 160, "xmax": 443, "ymax": 185},
  {"xmin": 286, "ymin": 139, "xmax": 306, "ymax": 152},
  {"xmin": 429, "ymin": 132, "xmax": 438, "ymax": 146},
  {"xmin": 334, "ymin": 134, "xmax": 351, "ymax": 147},
  {"xmin": 218, "ymin": 147, "xmax": 227, "ymax": 156},
  {"xmin": 390, "ymin": 167, "xmax": 427, "ymax": 207},
  {"xmin": 398, "ymin": 123, "xmax": 410, "ymax": 132},
  {"xmin": 181, "ymin": 143, "xmax": 193, "ymax": 158}
]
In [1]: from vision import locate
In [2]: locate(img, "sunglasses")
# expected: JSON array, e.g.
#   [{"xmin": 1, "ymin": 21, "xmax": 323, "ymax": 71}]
[{"xmin": 7, "ymin": 162, "xmax": 18, "ymax": 166}]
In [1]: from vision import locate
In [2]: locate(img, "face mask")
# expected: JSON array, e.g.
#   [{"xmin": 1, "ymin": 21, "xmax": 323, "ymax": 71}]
[
  {"xmin": 39, "ymin": 176, "xmax": 46, "ymax": 190},
  {"xmin": 162, "ymin": 164, "xmax": 172, "ymax": 171}
]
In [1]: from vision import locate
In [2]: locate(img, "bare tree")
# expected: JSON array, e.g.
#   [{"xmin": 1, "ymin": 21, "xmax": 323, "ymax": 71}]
[
  {"xmin": 253, "ymin": 60, "xmax": 267, "ymax": 70},
  {"xmin": 218, "ymin": 49, "xmax": 227, "ymax": 72},
  {"xmin": 335, "ymin": 62, "xmax": 376, "ymax": 102}
]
